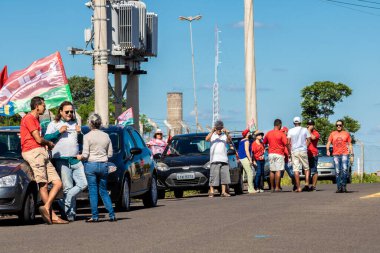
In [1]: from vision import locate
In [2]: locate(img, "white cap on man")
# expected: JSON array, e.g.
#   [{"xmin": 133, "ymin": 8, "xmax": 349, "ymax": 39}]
[{"xmin": 293, "ymin": 116, "xmax": 301, "ymax": 123}]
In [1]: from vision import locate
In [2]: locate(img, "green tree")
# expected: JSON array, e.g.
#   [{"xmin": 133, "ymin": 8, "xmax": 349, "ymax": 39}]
[
  {"xmin": 140, "ymin": 114, "xmax": 153, "ymax": 135},
  {"xmin": 301, "ymin": 81, "xmax": 360, "ymax": 144}
]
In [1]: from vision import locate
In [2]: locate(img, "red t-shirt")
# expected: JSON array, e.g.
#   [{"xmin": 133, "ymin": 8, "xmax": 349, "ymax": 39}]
[
  {"xmin": 20, "ymin": 113, "xmax": 42, "ymax": 152},
  {"xmin": 308, "ymin": 129, "xmax": 320, "ymax": 157},
  {"xmin": 263, "ymin": 129, "xmax": 287, "ymax": 156},
  {"xmin": 251, "ymin": 141, "xmax": 264, "ymax": 161},
  {"xmin": 328, "ymin": 130, "xmax": 351, "ymax": 155}
]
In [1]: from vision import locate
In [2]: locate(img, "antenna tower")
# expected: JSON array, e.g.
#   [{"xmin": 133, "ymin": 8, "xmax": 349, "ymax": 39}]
[{"xmin": 212, "ymin": 26, "xmax": 221, "ymax": 125}]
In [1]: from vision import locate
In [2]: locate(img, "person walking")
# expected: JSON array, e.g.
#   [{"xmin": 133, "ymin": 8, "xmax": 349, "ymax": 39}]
[
  {"xmin": 280, "ymin": 127, "xmax": 296, "ymax": 191},
  {"xmin": 326, "ymin": 120, "xmax": 353, "ymax": 193},
  {"xmin": 252, "ymin": 130, "xmax": 265, "ymax": 193},
  {"xmin": 20, "ymin": 96, "xmax": 68, "ymax": 224},
  {"xmin": 287, "ymin": 116, "xmax": 311, "ymax": 192},
  {"xmin": 263, "ymin": 119, "xmax": 288, "ymax": 192},
  {"xmin": 77, "ymin": 113, "xmax": 116, "ymax": 222},
  {"xmin": 205, "ymin": 120, "xmax": 232, "ymax": 197},
  {"xmin": 45, "ymin": 101, "xmax": 87, "ymax": 221},
  {"xmin": 238, "ymin": 129, "xmax": 254, "ymax": 194},
  {"xmin": 306, "ymin": 120, "xmax": 320, "ymax": 191},
  {"xmin": 147, "ymin": 129, "xmax": 167, "ymax": 155}
]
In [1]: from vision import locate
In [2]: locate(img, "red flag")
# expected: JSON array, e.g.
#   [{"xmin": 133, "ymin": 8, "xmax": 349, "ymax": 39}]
[{"xmin": 0, "ymin": 66, "xmax": 8, "ymax": 90}]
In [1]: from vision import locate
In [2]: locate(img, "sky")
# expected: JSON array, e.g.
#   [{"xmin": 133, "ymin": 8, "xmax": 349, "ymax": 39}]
[{"xmin": 1, "ymin": 0, "xmax": 380, "ymax": 172}]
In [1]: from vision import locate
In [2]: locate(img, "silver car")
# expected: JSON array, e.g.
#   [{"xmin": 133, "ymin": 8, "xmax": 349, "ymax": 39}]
[{"xmin": 300, "ymin": 146, "xmax": 352, "ymax": 184}]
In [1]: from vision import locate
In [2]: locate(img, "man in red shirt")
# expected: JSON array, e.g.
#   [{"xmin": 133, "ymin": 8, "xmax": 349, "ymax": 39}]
[
  {"xmin": 263, "ymin": 119, "xmax": 289, "ymax": 192},
  {"xmin": 21, "ymin": 96, "xmax": 67, "ymax": 224},
  {"xmin": 307, "ymin": 120, "xmax": 320, "ymax": 191},
  {"xmin": 326, "ymin": 120, "xmax": 353, "ymax": 193}
]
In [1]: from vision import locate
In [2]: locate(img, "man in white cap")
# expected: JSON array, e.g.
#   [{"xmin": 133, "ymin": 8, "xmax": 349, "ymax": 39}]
[
  {"xmin": 287, "ymin": 116, "xmax": 311, "ymax": 192},
  {"xmin": 147, "ymin": 129, "xmax": 167, "ymax": 155}
]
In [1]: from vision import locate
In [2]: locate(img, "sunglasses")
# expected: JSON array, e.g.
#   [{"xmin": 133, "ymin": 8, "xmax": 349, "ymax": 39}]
[
  {"xmin": 64, "ymin": 110, "xmax": 74, "ymax": 115},
  {"xmin": 336, "ymin": 124, "xmax": 343, "ymax": 127}
]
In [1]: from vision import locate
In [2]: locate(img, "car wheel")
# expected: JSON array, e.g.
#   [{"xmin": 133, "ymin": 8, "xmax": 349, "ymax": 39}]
[
  {"xmin": 332, "ymin": 178, "xmax": 337, "ymax": 184},
  {"xmin": 158, "ymin": 190, "xmax": 166, "ymax": 199},
  {"xmin": 143, "ymin": 175, "xmax": 158, "ymax": 208},
  {"xmin": 174, "ymin": 189, "xmax": 184, "ymax": 198},
  {"xmin": 18, "ymin": 190, "xmax": 36, "ymax": 224},
  {"xmin": 116, "ymin": 177, "xmax": 131, "ymax": 211},
  {"xmin": 234, "ymin": 173, "xmax": 244, "ymax": 195}
]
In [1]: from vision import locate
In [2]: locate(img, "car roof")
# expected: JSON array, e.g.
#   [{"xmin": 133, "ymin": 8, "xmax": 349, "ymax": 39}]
[
  {"xmin": 0, "ymin": 125, "xmax": 132, "ymax": 133},
  {"xmin": 172, "ymin": 132, "xmax": 208, "ymax": 138}
]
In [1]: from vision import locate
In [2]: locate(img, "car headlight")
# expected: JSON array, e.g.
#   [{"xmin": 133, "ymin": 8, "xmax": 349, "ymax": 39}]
[
  {"xmin": 318, "ymin": 162, "xmax": 334, "ymax": 168},
  {"xmin": 204, "ymin": 161, "xmax": 211, "ymax": 169},
  {"xmin": 0, "ymin": 175, "xmax": 17, "ymax": 187},
  {"xmin": 157, "ymin": 162, "xmax": 170, "ymax": 172}
]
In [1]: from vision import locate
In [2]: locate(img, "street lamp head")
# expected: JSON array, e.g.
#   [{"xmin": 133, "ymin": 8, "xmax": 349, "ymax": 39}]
[{"xmin": 179, "ymin": 15, "xmax": 202, "ymax": 22}]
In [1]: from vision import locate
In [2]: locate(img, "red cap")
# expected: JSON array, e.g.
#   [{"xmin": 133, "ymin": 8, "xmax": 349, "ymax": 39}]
[
  {"xmin": 281, "ymin": 126, "xmax": 288, "ymax": 132},
  {"xmin": 242, "ymin": 129, "xmax": 250, "ymax": 137}
]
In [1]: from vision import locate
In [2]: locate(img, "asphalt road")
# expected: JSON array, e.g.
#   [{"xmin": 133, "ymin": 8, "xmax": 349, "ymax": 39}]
[{"xmin": 1, "ymin": 183, "xmax": 379, "ymax": 253}]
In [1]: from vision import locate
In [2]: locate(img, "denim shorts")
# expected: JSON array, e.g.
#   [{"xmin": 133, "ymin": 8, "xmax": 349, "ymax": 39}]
[{"xmin": 308, "ymin": 156, "xmax": 318, "ymax": 175}]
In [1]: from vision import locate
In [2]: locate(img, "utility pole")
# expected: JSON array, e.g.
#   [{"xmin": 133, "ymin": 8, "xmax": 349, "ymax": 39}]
[
  {"xmin": 244, "ymin": 0, "xmax": 257, "ymax": 128},
  {"xmin": 212, "ymin": 26, "xmax": 221, "ymax": 126},
  {"xmin": 94, "ymin": 0, "xmax": 109, "ymax": 127},
  {"xmin": 356, "ymin": 139, "xmax": 365, "ymax": 182}
]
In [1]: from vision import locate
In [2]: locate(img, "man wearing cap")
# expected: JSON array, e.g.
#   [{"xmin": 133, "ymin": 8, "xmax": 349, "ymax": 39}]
[
  {"xmin": 307, "ymin": 120, "xmax": 320, "ymax": 191},
  {"xmin": 238, "ymin": 129, "xmax": 254, "ymax": 194},
  {"xmin": 147, "ymin": 129, "xmax": 167, "ymax": 155},
  {"xmin": 287, "ymin": 116, "xmax": 311, "ymax": 192},
  {"xmin": 263, "ymin": 119, "xmax": 288, "ymax": 192},
  {"xmin": 205, "ymin": 120, "xmax": 232, "ymax": 197},
  {"xmin": 326, "ymin": 120, "xmax": 353, "ymax": 193}
]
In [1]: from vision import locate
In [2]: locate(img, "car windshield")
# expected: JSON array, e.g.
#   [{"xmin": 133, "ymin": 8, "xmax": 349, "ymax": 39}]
[
  {"xmin": 164, "ymin": 136, "xmax": 210, "ymax": 156},
  {"xmin": 318, "ymin": 147, "xmax": 333, "ymax": 157},
  {"xmin": 0, "ymin": 132, "xmax": 22, "ymax": 159}
]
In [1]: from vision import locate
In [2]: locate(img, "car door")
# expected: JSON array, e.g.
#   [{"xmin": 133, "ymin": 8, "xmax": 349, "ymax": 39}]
[
  {"xmin": 122, "ymin": 128, "xmax": 141, "ymax": 194},
  {"xmin": 227, "ymin": 146, "xmax": 239, "ymax": 184},
  {"xmin": 129, "ymin": 129, "xmax": 152, "ymax": 192}
]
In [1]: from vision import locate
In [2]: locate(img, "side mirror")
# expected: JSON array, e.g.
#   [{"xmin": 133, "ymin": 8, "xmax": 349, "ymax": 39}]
[
  {"xmin": 153, "ymin": 153, "xmax": 162, "ymax": 160},
  {"xmin": 227, "ymin": 149, "xmax": 236, "ymax": 156},
  {"xmin": 130, "ymin": 147, "xmax": 142, "ymax": 156}
]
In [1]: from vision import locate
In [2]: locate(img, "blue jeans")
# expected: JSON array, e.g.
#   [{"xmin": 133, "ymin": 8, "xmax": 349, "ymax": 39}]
[
  {"xmin": 281, "ymin": 163, "xmax": 295, "ymax": 185},
  {"xmin": 55, "ymin": 160, "xmax": 87, "ymax": 217},
  {"xmin": 84, "ymin": 162, "xmax": 115, "ymax": 219},
  {"xmin": 333, "ymin": 155, "xmax": 348, "ymax": 189},
  {"xmin": 254, "ymin": 160, "xmax": 265, "ymax": 190}
]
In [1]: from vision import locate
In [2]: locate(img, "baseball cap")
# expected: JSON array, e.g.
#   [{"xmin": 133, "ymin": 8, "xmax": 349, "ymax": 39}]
[
  {"xmin": 307, "ymin": 119, "xmax": 315, "ymax": 125},
  {"xmin": 281, "ymin": 126, "xmax": 288, "ymax": 133},
  {"xmin": 242, "ymin": 129, "xmax": 250, "ymax": 137},
  {"xmin": 293, "ymin": 116, "xmax": 301, "ymax": 123}
]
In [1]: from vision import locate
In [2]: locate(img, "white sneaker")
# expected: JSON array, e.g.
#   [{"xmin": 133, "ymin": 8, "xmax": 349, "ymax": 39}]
[{"xmin": 259, "ymin": 189, "xmax": 264, "ymax": 193}]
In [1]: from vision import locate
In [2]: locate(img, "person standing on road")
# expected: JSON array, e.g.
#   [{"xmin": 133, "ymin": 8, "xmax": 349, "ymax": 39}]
[
  {"xmin": 238, "ymin": 129, "xmax": 254, "ymax": 194},
  {"xmin": 45, "ymin": 101, "xmax": 88, "ymax": 222},
  {"xmin": 306, "ymin": 120, "xmax": 320, "ymax": 191},
  {"xmin": 263, "ymin": 119, "xmax": 288, "ymax": 192},
  {"xmin": 205, "ymin": 120, "xmax": 232, "ymax": 197},
  {"xmin": 20, "ymin": 96, "xmax": 68, "ymax": 225},
  {"xmin": 287, "ymin": 116, "xmax": 311, "ymax": 192},
  {"xmin": 326, "ymin": 120, "xmax": 353, "ymax": 193},
  {"xmin": 280, "ymin": 127, "xmax": 296, "ymax": 191},
  {"xmin": 147, "ymin": 129, "xmax": 167, "ymax": 155},
  {"xmin": 252, "ymin": 130, "xmax": 265, "ymax": 193},
  {"xmin": 77, "ymin": 113, "xmax": 116, "ymax": 222}
]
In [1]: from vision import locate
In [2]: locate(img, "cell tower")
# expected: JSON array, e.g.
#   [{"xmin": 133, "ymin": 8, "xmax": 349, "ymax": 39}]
[{"xmin": 212, "ymin": 26, "xmax": 221, "ymax": 126}]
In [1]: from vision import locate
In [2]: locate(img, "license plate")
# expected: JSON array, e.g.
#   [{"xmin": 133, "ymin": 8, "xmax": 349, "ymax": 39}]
[{"xmin": 176, "ymin": 173, "xmax": 195, "ymax": 180}]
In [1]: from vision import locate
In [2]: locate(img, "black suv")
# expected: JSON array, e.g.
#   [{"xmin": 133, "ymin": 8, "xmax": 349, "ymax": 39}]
[{"xmin": 155, "ymin": 133, "xmax": 243, "ymax": 198}]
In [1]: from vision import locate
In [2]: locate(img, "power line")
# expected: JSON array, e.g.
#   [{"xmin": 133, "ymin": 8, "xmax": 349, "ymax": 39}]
[
  {"xmin": 323, "ymin": 0, "xmax": 380, "ymax": 9},
  {"xmin": 319, "ymin": 0, "xmax": 380, "ymax": 16}
]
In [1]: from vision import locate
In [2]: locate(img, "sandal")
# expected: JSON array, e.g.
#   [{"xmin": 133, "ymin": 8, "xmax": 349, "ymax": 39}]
[
  {"xmin": 86, "ymin": 218, "xmax": 99, "ymax": 223},
  {"xmin": 208, "ymin": 192, "xmax": 214, "ymax": 198},
  {"xmin": 221, "ymin": 193, "xmax": 231, "ymax": 197}
]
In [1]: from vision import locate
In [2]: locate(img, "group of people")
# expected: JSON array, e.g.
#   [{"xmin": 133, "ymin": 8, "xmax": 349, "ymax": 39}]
[
  {"xmin": 206, "ymin": 117, "xmax": 353, "ymax": 196},
  {"xmin": 20, "ymin": 96, "xmax": 116, "ymax": 224}
]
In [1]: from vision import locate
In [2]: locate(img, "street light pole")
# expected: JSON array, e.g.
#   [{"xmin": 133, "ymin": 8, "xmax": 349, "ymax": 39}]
[{"xmin": 179, "ymin": 15, "xmax": 202, "ymax": 132}]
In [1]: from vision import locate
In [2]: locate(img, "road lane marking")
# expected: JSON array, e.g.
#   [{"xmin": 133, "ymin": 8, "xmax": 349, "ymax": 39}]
[{"xmin": 360, "ymin": 192, "xmax": 380, "ymax": 199}]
